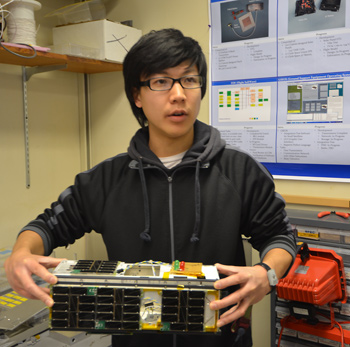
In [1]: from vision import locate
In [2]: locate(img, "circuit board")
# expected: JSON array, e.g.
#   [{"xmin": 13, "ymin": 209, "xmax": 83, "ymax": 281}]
[{"xmin": 50, "ymin": 260, "xmax": 220, "ymax": 334}]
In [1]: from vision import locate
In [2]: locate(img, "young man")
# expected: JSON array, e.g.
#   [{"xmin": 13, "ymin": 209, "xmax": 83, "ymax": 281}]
[{"xmin": 5, "ymin": 29, "xmax": 296, "ymax": 346}]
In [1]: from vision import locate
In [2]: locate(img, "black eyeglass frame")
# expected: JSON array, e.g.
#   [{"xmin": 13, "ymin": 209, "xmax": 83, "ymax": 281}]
[{"xmin": 139, "ymin": 75, "xmax": 203, "ymax": 91}]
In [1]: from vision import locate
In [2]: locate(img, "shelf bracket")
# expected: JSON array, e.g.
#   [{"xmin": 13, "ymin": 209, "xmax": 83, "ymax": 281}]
[
  {"xmin": 22, "ymin": 64, "xmax": 67, "ymax": 188},
  {"xmin": 23, "ymin": 64, "xmax": 68, "ymax": 82}
]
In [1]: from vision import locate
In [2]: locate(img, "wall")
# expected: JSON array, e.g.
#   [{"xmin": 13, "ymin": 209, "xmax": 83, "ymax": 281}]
[{"xmin": 0, "ymin": 0, "xmax": 86, "ymax": 260}]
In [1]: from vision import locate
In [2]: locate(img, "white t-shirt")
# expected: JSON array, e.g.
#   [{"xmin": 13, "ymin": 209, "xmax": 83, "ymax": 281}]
[{"xmin": 159, "ymin": 151, "xmax": 187, "ymax": 169}]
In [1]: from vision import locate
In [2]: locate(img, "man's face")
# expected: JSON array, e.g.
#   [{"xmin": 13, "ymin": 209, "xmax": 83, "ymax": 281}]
[{"xmin": 134, "ymin": 61, "xmax": 202, "ymax": 153}]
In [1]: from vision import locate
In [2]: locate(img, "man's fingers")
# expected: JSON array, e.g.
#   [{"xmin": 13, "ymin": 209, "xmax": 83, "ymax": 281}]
[
  {"xmin": 11, "ymin": 257, "xmax": 58, "ymax": 306},
  {"xmin": 210, "ymin": 290, "xmax": 244, "ymax": 311},
  {"xmin": 219, "ymin": 303, "xmax": 239, "ymax": 319},
  {"xmin": 214, "ymin": 270, "xmax": 250, "ymax": 290},
  {"xmin": 25, "ymin": 258, "xmax": 58, "ymax": 285},
  {"xmin": 217, "ymin": 299, "xmax": 249, "ymax": 327},
  {"xmin": 215, "ymin": 263, "xmax": 238, "ymax": 276},
  {"xmin": 39, "ymin": 256, "xmax": 65, "ymax": 269},
  {"xmin": 5, "ymin": 252, "xmax": 62, "ymax": 308},
  {"xmin": 15, "ymin": 286, "xmax": 50, "ymax": 302},
  {"xmin": 15, "ymin": 273, "xmax": 54, "ymax": 306}
]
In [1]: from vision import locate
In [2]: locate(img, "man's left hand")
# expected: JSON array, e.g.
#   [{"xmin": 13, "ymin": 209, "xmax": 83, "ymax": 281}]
[{"xmin": 209, "ymin": 263, "xmax": 271, "ymax": 327}]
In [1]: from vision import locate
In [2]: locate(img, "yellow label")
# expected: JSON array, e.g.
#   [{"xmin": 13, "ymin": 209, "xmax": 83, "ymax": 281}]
[
  {"xmin": 0, "ymin": 296, "xmax": 13, "ymax": 302},
  {"xmin": 14, "ymin": 296, "xmax": 27, "ymax": 301},
  {"xmin": 0, "ymin": 292, "xmax": 27, "ymax": 306},
  {"xmin": 297, "ymin": 230, "xmax": 319, "ymax": 239},
  {"xmin": 207, "ymin": 290, "xmax": 220, "ymax": 301},
  {"xmin": 141, "ymin": 323, "xmax": 161, "ymax": 330}
]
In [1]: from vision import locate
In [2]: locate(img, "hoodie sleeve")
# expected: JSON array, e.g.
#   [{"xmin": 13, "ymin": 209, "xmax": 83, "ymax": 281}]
[
  {"xmin": 18, "ymin": 161, "xmax": 111, "ymax": 256},
  {"xmin": 236, "ymin": 152, "xmax": 297, "ymax": 269}
]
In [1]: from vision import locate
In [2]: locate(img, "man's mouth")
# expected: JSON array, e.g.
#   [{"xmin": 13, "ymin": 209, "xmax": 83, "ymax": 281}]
[{"xmin": 170, "ymin": 110, "xmax": 187, "ymax": 117}]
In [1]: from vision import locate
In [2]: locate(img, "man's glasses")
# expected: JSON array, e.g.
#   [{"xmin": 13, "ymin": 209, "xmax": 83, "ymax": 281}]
[{"xmin": 139, "ymin": 75, "xmax": 203, "ymax": 91}]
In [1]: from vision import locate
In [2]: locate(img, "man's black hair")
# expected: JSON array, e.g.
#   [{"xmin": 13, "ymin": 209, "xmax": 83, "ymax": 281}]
[{"xmin": 123, "ymin": 28, "xmax": 207, "ymax": 128}]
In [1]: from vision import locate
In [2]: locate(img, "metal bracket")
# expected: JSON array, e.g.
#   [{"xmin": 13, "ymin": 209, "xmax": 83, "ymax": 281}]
[
  {"xmin": 23, "ymin": 64, "xmax": 67, "ymax": 82},
  {"xmin": 22, "ymin": 64, "xmax": 67, "ymax": 188}
]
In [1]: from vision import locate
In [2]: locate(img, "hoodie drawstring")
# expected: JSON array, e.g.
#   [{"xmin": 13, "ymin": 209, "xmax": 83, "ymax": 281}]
[
  {"xmin": 136, "ymin": 158, "xmax": 203, "ymax": 244},
  {"xmin": 190, "ymin": 160, "xmax": 201, "ymax": 243},
  {"xmin": 137, "ymin": 159, "xmax": 152, "ymax": 242}
]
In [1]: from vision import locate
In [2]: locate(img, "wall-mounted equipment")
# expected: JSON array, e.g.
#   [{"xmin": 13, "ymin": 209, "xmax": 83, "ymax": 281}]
[{"xmin": 276, "ymin": 243, "xmax": 348, "ymax": 345}]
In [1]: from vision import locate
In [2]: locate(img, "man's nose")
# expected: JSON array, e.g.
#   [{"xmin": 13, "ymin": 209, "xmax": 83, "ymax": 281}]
[{"xmin": 170, "ymin": 80, "xmax": 186, "ymax": 100}]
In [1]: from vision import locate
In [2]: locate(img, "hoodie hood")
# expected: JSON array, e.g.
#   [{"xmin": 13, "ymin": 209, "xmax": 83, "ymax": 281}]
[
  {"xmin": 128, "ymin": 120, "xmax": 226, "ymax": 165},
  {"xmin": 127, "ymin": 120, "xmax": 226, "ymax": 244}
]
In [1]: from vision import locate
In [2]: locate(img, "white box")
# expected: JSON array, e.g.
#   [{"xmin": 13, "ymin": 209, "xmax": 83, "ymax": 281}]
[
  {"xmin": 51, "ymin": 43, "xmax": 101, "ymax": 60},
  {"xmin": 53, "ymin": 20, "xmax": 142, "ymax": 63}
]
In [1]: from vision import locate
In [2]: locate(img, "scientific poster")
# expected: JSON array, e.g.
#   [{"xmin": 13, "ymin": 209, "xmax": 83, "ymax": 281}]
[{"xmin": 209, "ymin": 0, "xmax": 350, "ymax": 181}]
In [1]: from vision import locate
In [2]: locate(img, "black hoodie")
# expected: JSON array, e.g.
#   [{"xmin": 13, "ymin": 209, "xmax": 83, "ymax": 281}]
[{"xmin": 21, "ymin": 120, "xmax": 296, "ymax": 346}]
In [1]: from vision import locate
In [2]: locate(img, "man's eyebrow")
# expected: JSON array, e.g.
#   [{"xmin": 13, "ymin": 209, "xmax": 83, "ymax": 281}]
[
  {"xmin": 183, "ymin": 65, "xmax": 198, "ymax": 74},
  {"xmin": 149, "ymin": 65, "xmax": 198, "ymax": 77}
]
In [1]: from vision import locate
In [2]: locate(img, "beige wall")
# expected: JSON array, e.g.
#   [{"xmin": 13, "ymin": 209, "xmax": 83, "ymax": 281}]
[
  {"xmin": 0, "ymin": 0, "xmax": 86, "ymax": 260},
  {"xmin": 0, "ymin": 66, "xmax": 87, "ymax": 259}
]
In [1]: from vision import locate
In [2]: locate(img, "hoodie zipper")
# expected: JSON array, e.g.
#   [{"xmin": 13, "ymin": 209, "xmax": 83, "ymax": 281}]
[
  {"xmin": 130, "ymin": 160, "xmax": 206, "ymax": 263},
  {"xmin": 167, "ymin": 175, "xmax": 175, "ymax": 263},
  {"xmin": 167, "ymin": 176, "xmax": 176, "ymax": 347},
  {"xmin": 131, "ymin": 161, "xmax": 177, "ymax": 262}
]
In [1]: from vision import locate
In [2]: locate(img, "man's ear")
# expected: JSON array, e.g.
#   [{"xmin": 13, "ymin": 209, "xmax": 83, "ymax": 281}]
[{"xmin": 133, "ymin": 88, "xmax": 142, "ymax": 108}]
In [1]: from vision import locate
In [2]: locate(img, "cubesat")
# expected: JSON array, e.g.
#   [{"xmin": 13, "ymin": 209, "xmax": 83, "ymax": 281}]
[{"xmin": 50, "ymin": 260, "xmax": 220, "ymax": 334}]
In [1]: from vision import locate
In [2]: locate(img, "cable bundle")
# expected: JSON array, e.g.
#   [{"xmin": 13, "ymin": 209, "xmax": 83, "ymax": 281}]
[{"xmin": 1, "ymin": 0, "xmax": 41, "ymax": 45}]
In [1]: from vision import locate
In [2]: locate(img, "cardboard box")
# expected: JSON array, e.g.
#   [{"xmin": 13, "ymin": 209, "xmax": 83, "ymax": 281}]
[{"xmin": 53, "ymin": 20, "xmax": 142, "ymax": 63}]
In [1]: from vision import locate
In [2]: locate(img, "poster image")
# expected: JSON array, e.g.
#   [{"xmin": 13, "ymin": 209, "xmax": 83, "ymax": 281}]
[
  {"xmin": 220, "ymin": 0, "xmax": 269, "ymax": 42},
  {"xmin": 288, "ymin": 0, "xmax": 345, "ymax": 35}
]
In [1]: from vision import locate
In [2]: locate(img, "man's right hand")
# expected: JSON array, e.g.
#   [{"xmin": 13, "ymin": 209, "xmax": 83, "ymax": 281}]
[
  {"xmin": 4, "ymin": 231, "xmax": 63, "ymax": 307},
  {"xmin": 5, "ymin": 250, "xmax": 62, "ymax": 306}
]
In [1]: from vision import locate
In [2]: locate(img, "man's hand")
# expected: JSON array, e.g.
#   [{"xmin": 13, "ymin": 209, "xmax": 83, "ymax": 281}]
[
  {"xmin": 209, "ymin": 263, "xmax": 271, "ymax": 328},
  {"xmin": 210, "ymin": 249, "xmax": 293, "ymax": 328},
  {"xmin": 5, "ymin": 249, "xmax": 63, "ymax": 307}
]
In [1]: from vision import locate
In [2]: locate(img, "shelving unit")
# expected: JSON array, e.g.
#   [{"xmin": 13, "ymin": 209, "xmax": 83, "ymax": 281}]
[
  {"xmin": 273, "ymin": 209, "xmax": 350, "ymax": 347},
  {"xmin": 0, "ymin": 45, "xmax": 123, "ymax": 73}
]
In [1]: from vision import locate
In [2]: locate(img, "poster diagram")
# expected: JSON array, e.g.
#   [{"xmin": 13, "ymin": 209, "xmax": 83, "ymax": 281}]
[
  {"xmin": 210, "ymin": 0, "xmax": 350, "ymax": 180},
  {"xmin": 218, "ymin": 86, "xmax": 271, "ymax": 122},
  {"xmin": 287, "ymin": 80, "xmax": 343, "ymax": 123}
]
